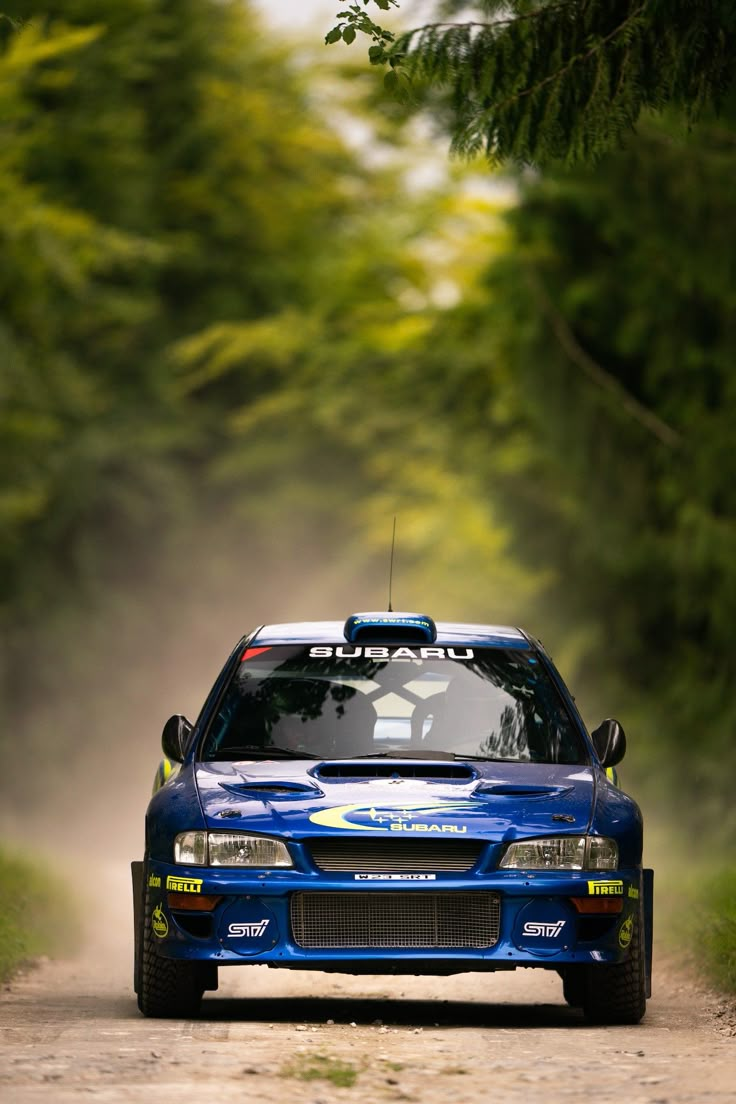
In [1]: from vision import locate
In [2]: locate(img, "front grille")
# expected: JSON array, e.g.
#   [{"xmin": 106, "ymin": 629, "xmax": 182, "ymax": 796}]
[
  {"xmin": 307, "ymin": 838, "xmax": 483, "ymax": 872},
  {"xmin": 290, "ymin": 891, "xmax": 500, "ymax": 949}
]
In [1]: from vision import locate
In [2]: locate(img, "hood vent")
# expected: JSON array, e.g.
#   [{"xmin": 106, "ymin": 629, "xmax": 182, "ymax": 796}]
[
  {"xmin": 219, "ymin": 780, "xmax": 323, "ymax": 799},
  {"xmin": 316, "ymin": 762, "xmax": 475, "ymax": 781},
  {"xmin": 473, "ymin": 782, "xmax": 573, "ymax": 799}
]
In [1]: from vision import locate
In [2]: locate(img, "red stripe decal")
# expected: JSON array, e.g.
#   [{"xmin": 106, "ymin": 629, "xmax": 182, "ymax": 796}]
[{"xmin": 240, "ymin": 646, "xmax": 272, "ymax": 662}]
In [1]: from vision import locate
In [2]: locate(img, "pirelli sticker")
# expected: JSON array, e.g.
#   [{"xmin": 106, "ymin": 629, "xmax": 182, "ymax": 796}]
[
  {"xmin": 166, "ymin": 875, "xmax": 203, "ymax": 894},
  {"xmin": 587, "ymin": 879, "xmax": 624, "ymax": 896}
]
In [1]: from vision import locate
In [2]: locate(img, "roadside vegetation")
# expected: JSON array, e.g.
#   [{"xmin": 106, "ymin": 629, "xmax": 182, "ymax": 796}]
[
  {"xmin": 280, "ymin": 1052, "xmax": 360, "ymax": 1088},
  {"xmin": 698, "ymin": 871, "xmax": 736, "ymax": 994},
  {"xmin": 0, "ymin": 846, "xmax": 79, "ymax": 981},
  {"xmin": 0, "ymin": 2, "xmax": 734, "ymax": 994}
]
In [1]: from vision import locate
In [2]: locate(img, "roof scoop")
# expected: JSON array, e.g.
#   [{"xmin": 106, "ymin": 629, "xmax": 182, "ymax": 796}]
[{"xmin": 344, "ymin": 612, "xmax": 437, "ymax": 644}]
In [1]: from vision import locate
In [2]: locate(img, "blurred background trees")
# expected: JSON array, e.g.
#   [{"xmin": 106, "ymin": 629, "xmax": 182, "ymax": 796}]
[{"xmin": 1, "ymin": 0, "xmax": 735, "ymax": 856}]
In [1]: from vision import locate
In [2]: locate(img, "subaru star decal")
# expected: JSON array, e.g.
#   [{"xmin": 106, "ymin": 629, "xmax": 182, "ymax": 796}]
[{"xmin": 308, "ymin": 801, "xmax": 480, "ymax": 832}]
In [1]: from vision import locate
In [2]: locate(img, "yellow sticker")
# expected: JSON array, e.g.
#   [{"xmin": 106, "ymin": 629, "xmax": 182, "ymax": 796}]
[
  {"xmin": 587, "ymin": 879, "xmax": 624, "ymax": 896},
  {"xmin": 166, "ymin": 875, "xmax": 203, "ymax": 894},
  {"xmin": 628, "ymin": 886, "xmax": 640, "ymax": 899},
  {"xmin": 152, "ymin": 758, "xmax": 173, "ymax": 795},
  {"xmin": 152, "ymin": 904, "xmax": 169, "ymax": 938},
  {"xmin": 619, "ymin": 915, "xmax": 634, "ymax": 948},
  {"xmin": 148, "ymin": 873, "xmax": 161, "ymax": 888}
]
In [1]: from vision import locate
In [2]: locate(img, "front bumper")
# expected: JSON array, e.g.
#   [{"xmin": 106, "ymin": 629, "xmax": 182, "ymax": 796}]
[{"xmin": 142, "ymin": 859, "xmax": 643, "ymax": 970}]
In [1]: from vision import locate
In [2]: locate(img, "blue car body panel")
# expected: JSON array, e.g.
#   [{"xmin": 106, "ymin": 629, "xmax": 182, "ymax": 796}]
[{"xmin": 141, "ymin": 618, "xmax": 651, "ymax": 984}]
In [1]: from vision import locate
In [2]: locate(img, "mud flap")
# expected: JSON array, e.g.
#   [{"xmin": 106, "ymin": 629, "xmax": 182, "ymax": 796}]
[
  {"xmin": 131, "ymin": 860, "xmax": 144, "ymax": 994},
  {"xmin": 643, "ymin": 867, "xmax": 654, "ymax": 998},
  {"xmin": 202, "ymin": 963, "xmax": 219, "ymax": 991}
]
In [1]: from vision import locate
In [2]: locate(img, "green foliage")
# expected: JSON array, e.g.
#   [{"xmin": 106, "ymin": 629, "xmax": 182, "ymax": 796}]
[
  {"xmin": 330, "ymin": 1, "xmax": 736, "ymax": 163},
  {"xmin": 280, "ymin": 1053, "xmax": 359, "ymax": 1088},
  {"xmin": 0, "ymin": 14, "xmax": 164, "ymax": 612},
  {"xmin": 327, "ymin": 0, "xmax": 399, "ymax": 56},
  {"xmin": 0, "ymin": 846, "xmax": 79, "ymax": 980},
  {"xmin": 695, "ymin": 869, "xmax": 736, "ymax": 995},
  {"xmin": 0, "ymin": 0, "xmax": 362, "ymax": 622}
]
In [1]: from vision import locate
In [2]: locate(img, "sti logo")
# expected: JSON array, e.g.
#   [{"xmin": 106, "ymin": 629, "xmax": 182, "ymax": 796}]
[
  {"xmin": 228, "ymin": 920, "xmax": 270, "ymax": 938},
  {"xmin": 522, "ymin": 920, "xmax": 566, "ymax": 938}
]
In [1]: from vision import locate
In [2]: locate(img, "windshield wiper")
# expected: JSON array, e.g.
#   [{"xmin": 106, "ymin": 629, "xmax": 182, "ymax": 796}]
[
  {"xmin": 452, "ymin": 754, "xmax": 523, "ymax": 762},
  {"xmin": 207, "ymin": 745, "xmax": 322, "ymax": 761},
  {"xmin": 349, "ymin": 750, "xmax": 456, "ymax": 760},
  {"xmin": 347, "ymin": 750, "xmax": 525, "ymax": 762}
]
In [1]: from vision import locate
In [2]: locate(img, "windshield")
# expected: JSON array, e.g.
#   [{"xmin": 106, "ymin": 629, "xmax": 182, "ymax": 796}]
[{"xmin": 199, "ymin": 644, "xmax": 587, "ymax": 764}]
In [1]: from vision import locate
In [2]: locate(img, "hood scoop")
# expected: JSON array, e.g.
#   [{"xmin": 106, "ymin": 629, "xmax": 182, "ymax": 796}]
[
  {"xmin": 473, "ymin": 782, "xmax": 573, "ymax": 799},
  {"xmin": 219, "ymin": 780, "xmax": 323, "ymax": 800},
  {"xmin": 315, "ymin": 761, "xmax": 476, "ymax": 781}
]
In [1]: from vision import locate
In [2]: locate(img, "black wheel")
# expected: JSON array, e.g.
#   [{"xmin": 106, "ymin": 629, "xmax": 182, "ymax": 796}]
[
  {"xmin": 581, "ymin": 908, "xmax": 647, "ymax": 1025},
  {"xmin": 137, "ymin": 878, "xmax": 206, "ymax": 1018}
]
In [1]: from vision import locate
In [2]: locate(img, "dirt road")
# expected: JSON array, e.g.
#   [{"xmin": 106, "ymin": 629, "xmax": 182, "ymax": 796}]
[{"xmin": 1, "ymin": 861, "xmax": 735, "ymax": 1104}]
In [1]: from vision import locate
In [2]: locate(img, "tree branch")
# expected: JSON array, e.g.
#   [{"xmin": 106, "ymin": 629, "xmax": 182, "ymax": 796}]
[
  {"xmin": 525, "ymin": 266, "xmax": 682, "ymax": 448},
  {"xmin": 489, "ymin": 2, "xmax": 649, "ymax": 112}
]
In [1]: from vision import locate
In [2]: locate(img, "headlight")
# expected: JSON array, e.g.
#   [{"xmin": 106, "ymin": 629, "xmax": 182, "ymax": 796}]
[
  {"xmin": 174, "ymin": 830, "xmax": 207, "ymax": 865},
  {"xmin": 174, "ymin": 831, "xmax": 292, "ymax": 868},
  {"xmin": 499, "ymin": 835, "xmax": 618, "ymax": 871}
]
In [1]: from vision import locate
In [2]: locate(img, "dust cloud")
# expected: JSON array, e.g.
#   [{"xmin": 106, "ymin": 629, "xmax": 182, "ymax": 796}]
[{"xmin": 0, "ymin": 528, "xmax": 387, "ymax": 959}]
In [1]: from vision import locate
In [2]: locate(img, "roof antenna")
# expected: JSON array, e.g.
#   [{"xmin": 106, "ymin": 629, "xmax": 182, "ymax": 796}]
[{"xmin": 387, "ymin": 516, "xmax": 396, "ymax": 612}]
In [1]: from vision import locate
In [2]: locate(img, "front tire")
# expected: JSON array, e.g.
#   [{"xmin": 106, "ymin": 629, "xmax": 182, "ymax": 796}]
[
  {"xmin": 137, "ymin": 878, "xmax": 206, "ymax": 1018},
  {"xmin": 581, "ymin": 908, "xmax": 647, "ymax": 1024}
]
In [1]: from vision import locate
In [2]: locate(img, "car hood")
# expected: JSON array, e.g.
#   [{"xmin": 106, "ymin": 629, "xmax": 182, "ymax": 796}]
[{"xmin": 194, "ymin": 759, "xmax": 595, "ymax": 840}]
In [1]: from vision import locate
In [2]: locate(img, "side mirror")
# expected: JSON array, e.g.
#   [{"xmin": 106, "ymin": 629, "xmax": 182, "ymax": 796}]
[
  {"xmin": 161, "ymin": 714, "xmax": 193, "ymax": 763},
  {"xmin": 590, "ymin": 718, "xmax": 626, "ymax": 768}
]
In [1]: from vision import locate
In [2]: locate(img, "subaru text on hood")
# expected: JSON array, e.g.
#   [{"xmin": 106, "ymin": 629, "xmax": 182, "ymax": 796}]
[{"xmin": 132, "ymin": 611, "xmax": 653, "ymax": 1022}]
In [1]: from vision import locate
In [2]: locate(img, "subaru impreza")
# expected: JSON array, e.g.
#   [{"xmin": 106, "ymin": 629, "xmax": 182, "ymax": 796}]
[{"xmin": 132, "ymin": 611, "xmax": 652, "ymax": 1022}]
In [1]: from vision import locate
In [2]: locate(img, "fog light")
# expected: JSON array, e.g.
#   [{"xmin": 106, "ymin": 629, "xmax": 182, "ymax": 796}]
[
  {"xmin": 168, "ymin": 892, "xmax": 222, "ymax": 911},
  {"xmin": 569, "ymin": 897, "xmax": 623, "ymax": 914}
]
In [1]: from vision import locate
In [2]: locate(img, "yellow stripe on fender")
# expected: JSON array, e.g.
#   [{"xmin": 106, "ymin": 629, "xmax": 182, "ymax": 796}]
[{"xmin": 152, "ymin": 757, "xmax": 173, "ymax": 795}]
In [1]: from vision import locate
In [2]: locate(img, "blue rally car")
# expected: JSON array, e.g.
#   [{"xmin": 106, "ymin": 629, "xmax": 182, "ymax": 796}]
[{"xmin": 132, "ymin": 611, "xmax": 653, "ymax": 1022}]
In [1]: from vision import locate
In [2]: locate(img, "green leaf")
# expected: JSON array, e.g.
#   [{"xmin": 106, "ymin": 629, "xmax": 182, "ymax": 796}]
[
  {"xmin": 384, "ymin": 69, "xmax": 398, "ymax": 91},
  {"xmin": 342, "ymin": 26, "xmax": 356, "ymax": 45},
  {"xmin": 368, "ymin": 44, "xmax": 384, "ymax": 62},
  {"xmin": 325, "ymin": 27, "xmax": 342, "ymax": 45}
]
